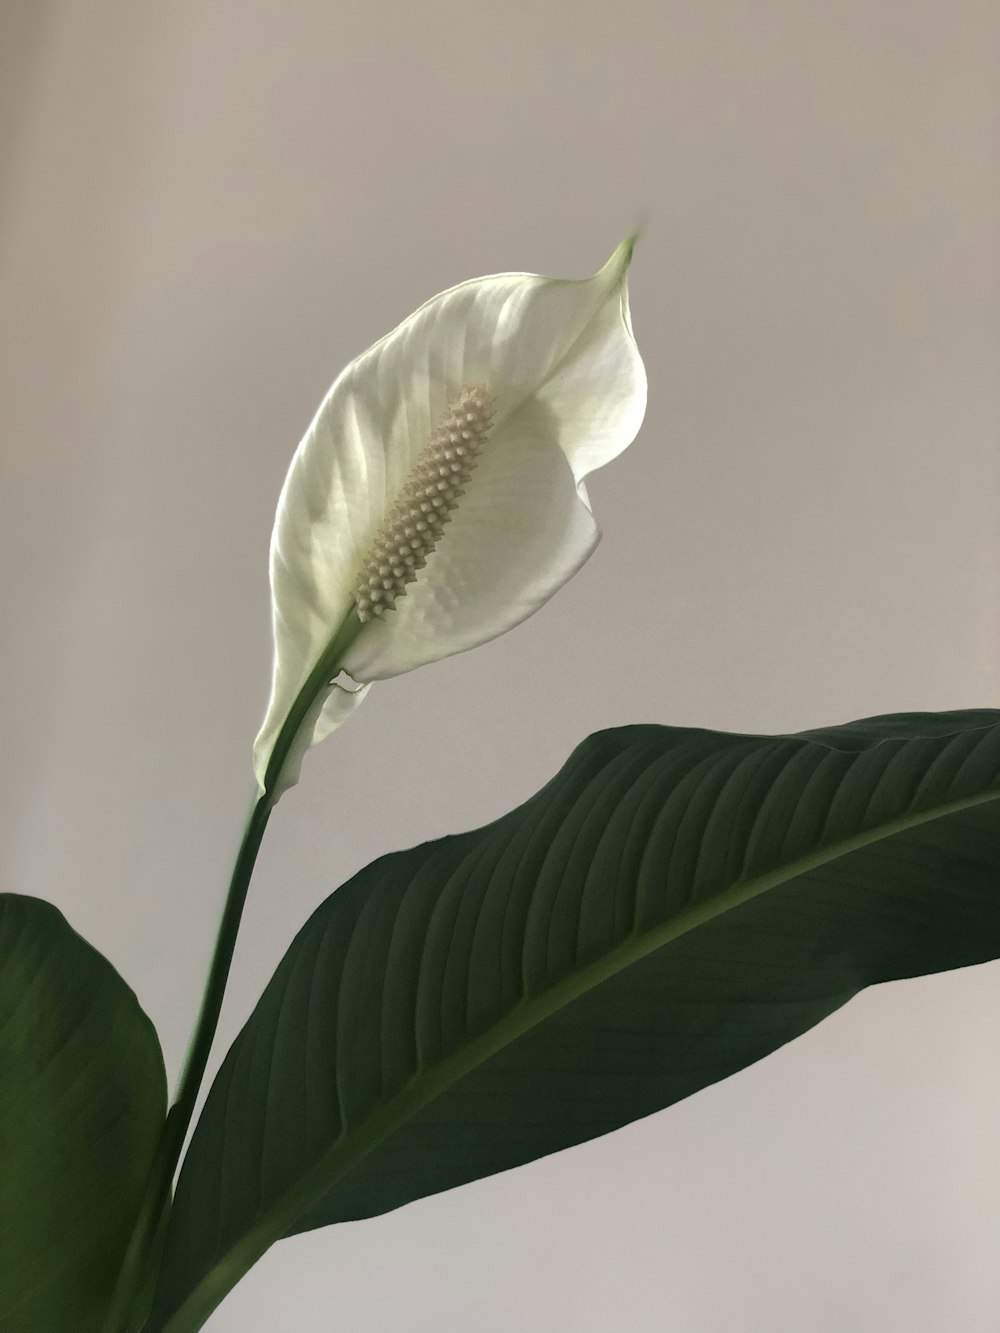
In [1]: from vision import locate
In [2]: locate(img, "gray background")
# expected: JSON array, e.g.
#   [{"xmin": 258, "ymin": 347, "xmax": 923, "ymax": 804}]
[{"xmin": 2, "ymin": 2, "xmax": 999, "ymax": 1329}]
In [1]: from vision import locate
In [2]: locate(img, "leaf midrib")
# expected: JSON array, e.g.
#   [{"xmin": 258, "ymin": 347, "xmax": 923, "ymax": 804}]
[{"xmin": 158, "ymin": 782, "xmax": 1000, "ymax": 1333}]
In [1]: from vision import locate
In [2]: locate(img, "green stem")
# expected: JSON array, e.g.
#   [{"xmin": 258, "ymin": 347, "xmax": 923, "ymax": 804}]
[
  {"xmin": 105, "ymin": 609, "xmax": 365, "ymax": 1332},
  {"xmin": 163, "ymin": 795, "xmax": 273, "ymax": 1166}
]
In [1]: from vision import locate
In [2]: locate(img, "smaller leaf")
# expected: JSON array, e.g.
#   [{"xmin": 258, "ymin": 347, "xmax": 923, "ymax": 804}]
[{"xmin": 0, "ymin": 894, "xmax": 167, "ymax": 1332}]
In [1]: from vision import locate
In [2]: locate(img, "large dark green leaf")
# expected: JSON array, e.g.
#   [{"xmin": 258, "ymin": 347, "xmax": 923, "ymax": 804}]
[
  {"xmin": 0, "ymin": 895, "xmax": 166, "ymax": 1331},
  {"xmin": 150, "ymin": 710, "xmax": 1000, "ymax": 1332}
]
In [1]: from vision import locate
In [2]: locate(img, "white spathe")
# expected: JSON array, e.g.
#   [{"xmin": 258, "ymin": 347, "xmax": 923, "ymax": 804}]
[{"xmin": 254, "ymin": 241, "xmax": 647, "ymax": 796}]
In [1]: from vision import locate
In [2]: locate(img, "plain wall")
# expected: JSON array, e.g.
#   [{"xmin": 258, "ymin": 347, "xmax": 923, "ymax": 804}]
[{"xmin": 2, "ymin": 2, "xmax": 999, "ymax": 1329}]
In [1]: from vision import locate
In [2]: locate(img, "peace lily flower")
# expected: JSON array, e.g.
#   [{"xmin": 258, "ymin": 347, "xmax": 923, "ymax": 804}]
[{"xmin": 253, "ymin": 240, "xmax": 646, "ymax": 797}]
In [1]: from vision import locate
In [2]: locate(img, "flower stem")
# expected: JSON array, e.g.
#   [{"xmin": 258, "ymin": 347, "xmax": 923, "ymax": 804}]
[
  {"xmin": 105, "ymin": 609, "xmax": 365, "ymax": 1332},
  {"xmin": 164, "ymin": 791, "xmax": 274, "ymax": 1163}
]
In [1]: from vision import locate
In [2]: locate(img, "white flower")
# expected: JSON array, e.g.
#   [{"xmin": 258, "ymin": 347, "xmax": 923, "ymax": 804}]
[{"xmin": 253, "ymin": 240, "xmax": 647, "ymax": 797}]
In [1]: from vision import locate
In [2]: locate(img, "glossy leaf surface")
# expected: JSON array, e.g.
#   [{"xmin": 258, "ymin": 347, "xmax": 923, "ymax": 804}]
[{"xmin": 151, "ymin": 711, "xmax": 1000, "ymax": 1331}]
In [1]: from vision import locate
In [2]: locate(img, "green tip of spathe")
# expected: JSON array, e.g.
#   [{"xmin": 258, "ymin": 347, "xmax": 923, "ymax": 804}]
[{"xmin": 603, "ymin": 228, "xmax": 643, "ymax": 279}]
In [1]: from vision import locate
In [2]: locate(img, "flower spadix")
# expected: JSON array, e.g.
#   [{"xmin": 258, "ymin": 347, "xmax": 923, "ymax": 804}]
[{"xmin": 254, "ymin": 240, "xmax": 646, "ymax": 797}]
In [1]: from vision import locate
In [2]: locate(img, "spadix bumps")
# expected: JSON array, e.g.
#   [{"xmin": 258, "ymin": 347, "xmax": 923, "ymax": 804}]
[
  {"xmin": 354, "ymin": 387, "xmax": 496, "ymax": 621},
  {"xmin": 253, "ymin": 241, "xmax": 647, "ymax": 796}
]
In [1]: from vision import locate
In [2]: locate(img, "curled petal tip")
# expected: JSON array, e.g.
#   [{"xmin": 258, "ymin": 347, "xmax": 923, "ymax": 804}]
[{"xmin": 602, "ymin": 232, "xmax": 640, "ymax": 278}]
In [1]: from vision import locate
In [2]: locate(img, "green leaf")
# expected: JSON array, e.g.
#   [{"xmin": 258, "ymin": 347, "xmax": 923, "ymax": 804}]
[
  {"xmin": 149, "ymin": 710, "xmax": 1000, "ymax": 1333},
  {"xmin": 0, "ymin": 895, "xmax": 166, "ymax": 1331}
]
